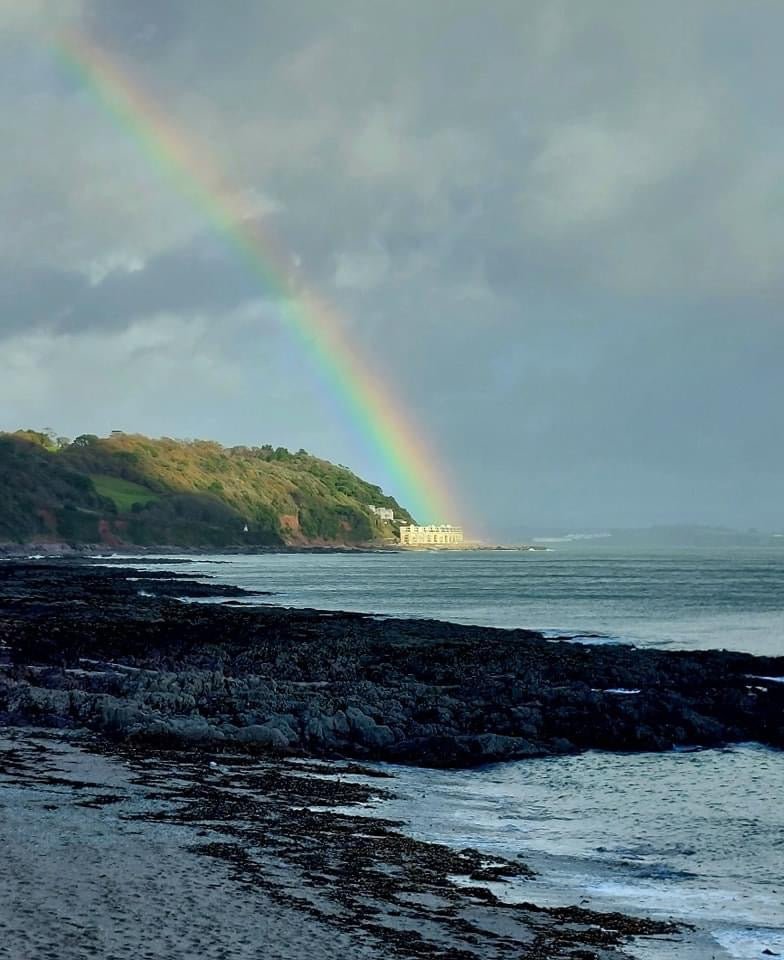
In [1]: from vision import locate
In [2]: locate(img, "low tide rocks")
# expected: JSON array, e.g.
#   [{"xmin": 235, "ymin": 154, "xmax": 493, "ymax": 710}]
[{"xmin": 1, "ymin": 561, "xmax": 782, "ymax": 766}]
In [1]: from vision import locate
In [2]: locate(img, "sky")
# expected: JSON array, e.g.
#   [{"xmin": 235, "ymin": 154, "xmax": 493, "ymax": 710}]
[{"xmin": 1, "ymin": 1, "xmax": 782, "ymax": 536}]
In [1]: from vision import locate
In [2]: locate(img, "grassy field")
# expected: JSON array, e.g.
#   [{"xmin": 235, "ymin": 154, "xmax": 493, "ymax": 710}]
[{"xmin": 90, "ymin": 474, "xmax": 160, "ymax": 513}]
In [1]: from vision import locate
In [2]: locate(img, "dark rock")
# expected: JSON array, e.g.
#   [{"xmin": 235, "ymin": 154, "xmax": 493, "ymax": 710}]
[{"xmin": 1, "ymin": 560, "xmax": 782, "ymax": 767}]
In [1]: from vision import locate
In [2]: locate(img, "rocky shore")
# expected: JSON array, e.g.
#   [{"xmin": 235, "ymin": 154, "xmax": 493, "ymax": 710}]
[
  {"xmin": 1, "ymin": 560, "xmax": 782, "ymax": 765},
  {"xmin": 2, "ymin": 559, "xmax": 782, "ymax": 958}
]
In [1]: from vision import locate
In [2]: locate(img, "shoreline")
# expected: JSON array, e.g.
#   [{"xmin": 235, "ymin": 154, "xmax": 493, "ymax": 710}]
[
  {"xmin": 0, "ymin": 542, "xmax": 403, "ymax": 557},
  {"xmin": 0, "ymin": 542, "xmax": 550, "ymax": 558},
  {"xmin": 0, "ymin": 726, "xmax": 683, "ymax": 959},
  {"xmin": 2, "ymin": 559, "xmax": 781, "ymax": 957}
]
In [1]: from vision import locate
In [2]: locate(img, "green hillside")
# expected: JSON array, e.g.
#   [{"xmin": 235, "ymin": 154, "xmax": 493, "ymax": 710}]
[{"xmin": 0, "ymin": 431, "xmax": 412, "ymax": 548}]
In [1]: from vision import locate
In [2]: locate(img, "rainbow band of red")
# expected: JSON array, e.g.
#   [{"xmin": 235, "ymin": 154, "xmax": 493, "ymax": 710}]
[{"xmin": 55, "ymin": 30, "xmax": 461, "ymax": 524}]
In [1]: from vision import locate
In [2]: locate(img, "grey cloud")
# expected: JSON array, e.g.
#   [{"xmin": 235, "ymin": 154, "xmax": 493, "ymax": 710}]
[{"xmin": 0, "ymin": 235, "xmax": 286, "ymax": 338}]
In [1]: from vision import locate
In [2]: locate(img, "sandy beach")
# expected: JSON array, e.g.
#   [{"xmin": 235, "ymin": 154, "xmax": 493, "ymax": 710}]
[
  {"xmin": 0, "ymin": 731, "xmax": 390, "ymax": 960},
  {"xmin": 0, "ymin": 728, "xmax": 686, "ymax": 960}
]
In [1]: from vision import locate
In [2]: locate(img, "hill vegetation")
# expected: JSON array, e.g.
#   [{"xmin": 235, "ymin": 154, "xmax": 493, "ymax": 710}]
[{"xmin": 0, "ymin": 430, "xmax": 412, "ymax": 548}]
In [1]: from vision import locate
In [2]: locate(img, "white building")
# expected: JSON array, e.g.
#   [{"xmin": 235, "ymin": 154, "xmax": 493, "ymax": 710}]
[
  {"xmin": 399, "ymin": 524, "xmax": 464, "ymax": 546},
  {"xmin": 368, "ymin": 505, "xmax": 395, "ymax": 521}
]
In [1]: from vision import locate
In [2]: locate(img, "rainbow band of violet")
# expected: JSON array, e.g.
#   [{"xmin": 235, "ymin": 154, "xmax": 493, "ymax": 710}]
[{"xmin": 55, "ymin": 29, "xmax": 461, "ymax": 525}]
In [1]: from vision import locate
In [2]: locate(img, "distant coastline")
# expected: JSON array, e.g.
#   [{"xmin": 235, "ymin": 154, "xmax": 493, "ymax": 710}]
[
  {"xmin": 0, "ymin": 540, "xmax": 550, "ymax": 557},
  {"xmin": 0, "ymin": 541, "xmax": 399, "ymax": 558}
]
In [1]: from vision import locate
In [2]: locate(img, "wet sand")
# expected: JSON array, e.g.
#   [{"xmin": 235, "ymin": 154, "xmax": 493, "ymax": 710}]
[
  {"xmin": 0, "ymin": 729, "xmax": 681, "ymax": 959},
  {"xmin": 0, "ymin": 731, "xmax": 386, "ymax": 960}
]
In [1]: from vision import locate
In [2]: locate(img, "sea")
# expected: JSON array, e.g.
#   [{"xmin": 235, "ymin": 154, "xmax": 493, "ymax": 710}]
[{"xmin": 112, "ymin": 546, "xmax": 784, "ymax": 957}]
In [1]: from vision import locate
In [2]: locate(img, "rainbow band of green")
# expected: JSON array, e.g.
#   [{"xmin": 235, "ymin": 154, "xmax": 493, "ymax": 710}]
[{"xmin": 54, "ymin": 29, "xmax": 460, "ymax": 524}]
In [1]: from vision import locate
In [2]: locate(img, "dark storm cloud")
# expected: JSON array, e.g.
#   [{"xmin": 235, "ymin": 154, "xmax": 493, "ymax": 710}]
[
  {"xmin": 0, "ymin": 238, "xmax": 280, "ymax": 338},
  {"xmin": 1, "ymin": 1, "xmax": 783, "ymax": 532}
]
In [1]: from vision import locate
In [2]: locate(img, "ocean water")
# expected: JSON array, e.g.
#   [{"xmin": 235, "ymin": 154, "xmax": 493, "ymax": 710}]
[
  {"xmin": 119, "ymin": 547, "xmax": 783, "ymax": 955},
  {"xmin": 126, "ymin": 545, "xmax": 784, "ymax": 654},
  {"xmin": 340, "ymin": 745, "xmax": 784, "ymax": 959}
]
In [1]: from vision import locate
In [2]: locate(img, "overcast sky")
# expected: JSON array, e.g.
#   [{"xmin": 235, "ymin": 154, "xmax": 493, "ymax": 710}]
[{"xmin": 1, "ymin": 2, "xmax": 782, "ymax": 535}]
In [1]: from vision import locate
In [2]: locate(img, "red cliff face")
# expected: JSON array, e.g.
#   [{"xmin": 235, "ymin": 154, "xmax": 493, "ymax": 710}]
[
  {"xmin": 279, "ymin": 514, "xmax": 302, "ymax": 543},
  {"xmin": 36, "ymin": 509, "xmax": 58, "ymax": 537},
  {"xmin": 98, "ymin": 518, "xmax": 127, "ymax": 548}
]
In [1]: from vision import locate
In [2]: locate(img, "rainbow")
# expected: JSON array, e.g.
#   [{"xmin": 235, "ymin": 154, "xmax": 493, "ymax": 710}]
[{"xmin": 54, "ymin": 29, "xmax": 461, "ymax": 525}]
